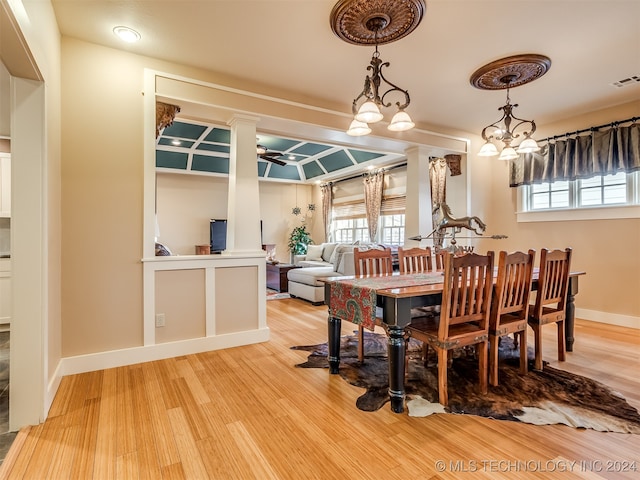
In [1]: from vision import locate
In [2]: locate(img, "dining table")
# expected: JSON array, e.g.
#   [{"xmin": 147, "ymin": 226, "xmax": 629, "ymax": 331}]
[{"xmin": 323, "ymin": 268, "xmax": 585, "ymax": 414}]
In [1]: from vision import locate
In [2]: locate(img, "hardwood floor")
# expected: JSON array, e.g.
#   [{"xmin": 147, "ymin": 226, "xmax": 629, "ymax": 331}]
[{"xmin": 0, "ymin": 298, "xmax": 638, "ymax": 479}]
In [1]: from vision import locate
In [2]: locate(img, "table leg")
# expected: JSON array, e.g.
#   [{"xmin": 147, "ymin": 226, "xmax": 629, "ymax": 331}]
[
  {"xmin": 387, "ymin": 325, "xmax": 406, "ymax": 413},
  {"xmin": 328, "ymin": 316, "xmax": 341, "ymax": 374},
  {"xmin": 565, "ymin": 276, "xmax": 579, "ymax": 352}
]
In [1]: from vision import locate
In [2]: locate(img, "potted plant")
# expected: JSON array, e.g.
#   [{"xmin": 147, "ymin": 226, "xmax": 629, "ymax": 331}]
[{"xmin": 287, "ymin": 225, "xmax": 313, "ymax": 257}]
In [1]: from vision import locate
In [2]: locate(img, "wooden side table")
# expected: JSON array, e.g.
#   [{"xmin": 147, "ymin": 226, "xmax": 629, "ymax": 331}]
[{"xmin": 266, "ymin": 263, "xmax": 299, "ymax": 292}]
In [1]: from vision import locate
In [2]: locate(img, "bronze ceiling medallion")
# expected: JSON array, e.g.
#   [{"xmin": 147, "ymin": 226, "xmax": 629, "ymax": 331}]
[
  {"xmin": 330, "ymin": 0, "xmax": 427, "ymax": 46},
  {"xmin": 470, "ymin": 54, "xmax": 552, "ymax": 90}
]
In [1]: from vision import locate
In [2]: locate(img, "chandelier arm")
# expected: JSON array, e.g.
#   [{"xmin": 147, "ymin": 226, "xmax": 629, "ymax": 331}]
[
  {"xmin": 378, "ymin": 64, "xmax": 411, "ymax": 110},
  {"xmin": 509, "ymin": 117, "xmax": 537, "ymax": 138},
  {"xmin": 480, "ymin": 111, "xmax": 509, "ymax": 141},
  {"xmin": 480, "ymin": 124, "xmax": 498, "ymax": 142}
]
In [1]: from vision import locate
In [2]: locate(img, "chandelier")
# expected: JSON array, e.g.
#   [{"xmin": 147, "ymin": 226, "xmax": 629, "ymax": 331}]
[
  {"xmin": 329, "ymin": 0, "xmax": 426, "ymax": 137},
  {"xmin": 470, "ymin": 54, "xmax": 551, "ymax": 161}
]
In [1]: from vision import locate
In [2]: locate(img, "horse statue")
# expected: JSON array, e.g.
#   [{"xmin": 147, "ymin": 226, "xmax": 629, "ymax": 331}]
[{"xmin": 433, "ymin": 202, "xmax": 487, "ymax": 236}]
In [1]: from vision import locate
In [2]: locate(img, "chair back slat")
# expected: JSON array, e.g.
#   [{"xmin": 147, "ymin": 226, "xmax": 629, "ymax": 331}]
[
  {"xmin": 440, "ymin": 251, "xmax": 494, "ymax": 336},
  {"xmin": 491, "ymin": 250, "xmax": 535, "ymax": 323},
  {"xmin": 353, "ymin": 247, "xmax": 393, "ymax": 276},
  {"xmin": 532, "ymin": 248, "xmax": 572, "ymax": 318},
  {"xmin": 398, "ymin": 247, "xmax": 433, "ymax": 274}
]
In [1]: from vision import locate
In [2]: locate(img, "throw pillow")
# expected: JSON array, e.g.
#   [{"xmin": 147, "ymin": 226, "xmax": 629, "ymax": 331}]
[
  {"xmin": 305, "ymin": 244, "xmax": 324, "ymax": 261},
  {"xmin": 321, "ymin": 243, "xmax": 337, "ymax": 263},
  {"xmin": 329, "ymin": 243, "xmax": 346, "ymax": 265}
]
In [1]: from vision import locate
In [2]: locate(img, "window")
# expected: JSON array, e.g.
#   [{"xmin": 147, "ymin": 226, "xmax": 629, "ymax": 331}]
[
  {"xmin": 519, "ymin": 171, "xmax": 640, "ymax": 222},
  {"xmin": 524, "ymin": 172, "xmax": 638, "ymax": 212},
  {"xmin": 530, "ymin": 181, "xmax": 569, "ymax": 210},
  {"xmin": 578, "ymin": 173, "xmax": 627, "ymax": 206},
  {"xmin": 379, "ymin": 214, "xmax": 405, "ymax": 245},
  {"xmin": 334, "ymin": 218, "xmax": 369, "ymax": 243},
  {"xmin": 331, "ymin": 195, "xmax": 406, "ymax": 244}
]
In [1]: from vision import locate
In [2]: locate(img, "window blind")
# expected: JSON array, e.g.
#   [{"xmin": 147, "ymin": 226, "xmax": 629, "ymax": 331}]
[{"xmin": 332, "ymin": 195, "xmax": 405, "ymax": 219}]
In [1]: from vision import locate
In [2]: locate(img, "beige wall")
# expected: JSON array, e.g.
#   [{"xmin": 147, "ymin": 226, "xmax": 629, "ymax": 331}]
[
  {"xmin": 157, "ymin": 172, "xmax": 315, "ymax": 261},
  {"xmin": 476, "ymin": 101, "xmax": 640, "ymax": 321},
  {"xmin": 155, "ymin": 269, "xmax": 206, "ymax": 343},
  {"xmin": 215, "ymin": 266, "xmax": 259, "ymax": 335},
  {"xmin": 61, "ymin": 39, "xmax": 146, "ymax": 356}
]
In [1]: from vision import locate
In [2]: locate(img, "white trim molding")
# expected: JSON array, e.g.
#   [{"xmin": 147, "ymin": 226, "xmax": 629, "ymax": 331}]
[{"xmin": 576, "ymin": 308, "xmax": 639, "ymax": 329}]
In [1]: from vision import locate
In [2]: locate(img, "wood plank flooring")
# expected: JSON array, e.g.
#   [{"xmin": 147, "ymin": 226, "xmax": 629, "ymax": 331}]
[{"xmin": 0, "ymin": 298, "xmax": 638, "ymax": 479}]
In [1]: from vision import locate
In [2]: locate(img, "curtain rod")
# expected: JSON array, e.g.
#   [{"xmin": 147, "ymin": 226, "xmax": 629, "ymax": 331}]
[
  {"xmin": 327, "ymin": 161, "xmax": 408, "ymax": 185},
  {"xmin": 540, "ymin": 116, "xmax": 638, "ymax": 143}
]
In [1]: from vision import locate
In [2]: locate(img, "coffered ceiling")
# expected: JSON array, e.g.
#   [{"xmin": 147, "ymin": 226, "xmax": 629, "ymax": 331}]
[{"xmin": 156, "ymin": 119, "xmax": 404, "ymax": 183}]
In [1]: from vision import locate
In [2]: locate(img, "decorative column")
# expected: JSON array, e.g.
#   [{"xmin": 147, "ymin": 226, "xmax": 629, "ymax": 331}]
[
  {"xmin": 404, "ymin": 146, "xmax": 433, "ymax": 247},
  {"xmin": 225, "ymin": 114, "xmax": 263, "ymax": 254}
]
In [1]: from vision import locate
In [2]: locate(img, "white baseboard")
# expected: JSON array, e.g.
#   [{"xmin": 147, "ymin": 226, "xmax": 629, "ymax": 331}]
[
  {"xmin": 45, "ymin": 361, "xmax": 63, "ymax": 420},
  {"xmin": 58, "ymin": 327, "xmax": 270, "ymax": 377},
  {"xmin": 575, "ymin": 308, "xmax": 640, "ymax": 329}
]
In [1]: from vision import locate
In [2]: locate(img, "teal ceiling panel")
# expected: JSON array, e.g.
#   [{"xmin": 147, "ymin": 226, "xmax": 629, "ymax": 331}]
[
  {"xmin": 286, "ymin": 154, "xmax": 307, "ymax": 162},
  {"xmin": 291, "ymin": 142, "xmax": 333, "ymax": 156},
  {"xmin": 258, "ymin": 135, "xmax": 300, "ymax": 152},
  {"xmin": 349, "ymin": 149, "xmax": 385, "ymax": 163},
  {"xmin": 157, "ymin": 138, "xmax": 195, "ymax": 148},
  {"xmin": 192, "ymin": 154, "xmax": 229, "ymax": 174},
  {"xmin": 318, "ymin": 150, "xmax": 353, "ymax": 172},
  {"xmin": 257, "ymin": 161, "xmax": 268, "ymax": 177},
  {"xmin": 156, "ymin": 151, "xmax": 188, "ymax": 170},
  {"xmin": 302, "ymin": 161, "xmax": 325, "ymax": 179},
  {"xmin": 267, "ymin": 164, "xmax": 301, "ymax": 181},
  {"xmin": 163, "ymin": 121, "xmax": 207, "ymax": 140},
  {"xmin": 204, "ymin": 128, "xmax": 231, "ymax": 144},
  {"xmin": 196, "ymin": 143, "xmax": 231, "ymax": 154}
]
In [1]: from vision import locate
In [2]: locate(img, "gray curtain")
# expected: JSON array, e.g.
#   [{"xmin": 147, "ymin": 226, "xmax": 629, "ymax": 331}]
[
  {"xmin": 320, "ymin": 183, "xmax": 332, "ymax": 242},
  {"xmin": 510, "ymin": 122, "xmax": 640, "ymax": 187},
  {"xmin": 363, "ymin": 170, "xmax": 384, "ymax": 243}
]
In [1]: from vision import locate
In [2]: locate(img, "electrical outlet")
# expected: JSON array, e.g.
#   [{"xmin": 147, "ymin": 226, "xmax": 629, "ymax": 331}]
[{"xmin": 155, "ymin": 313, "xmax": 165, "ymax": 327}]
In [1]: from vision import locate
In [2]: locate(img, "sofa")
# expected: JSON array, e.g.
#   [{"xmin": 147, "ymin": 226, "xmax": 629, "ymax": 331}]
[{"xmin": 287, "ymin": 243, "xmax": 356, "ymax": 305}]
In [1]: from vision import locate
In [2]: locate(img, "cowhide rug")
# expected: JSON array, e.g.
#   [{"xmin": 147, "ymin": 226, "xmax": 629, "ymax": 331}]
[{"xmin": 292, "ymin": 332, "xmax": 640, "ymax": 434}]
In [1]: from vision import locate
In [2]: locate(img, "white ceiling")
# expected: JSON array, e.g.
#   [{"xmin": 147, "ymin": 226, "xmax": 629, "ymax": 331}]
[{"xmin": 51, "ymin": 0, "xmax": 640, "ymax": 141}]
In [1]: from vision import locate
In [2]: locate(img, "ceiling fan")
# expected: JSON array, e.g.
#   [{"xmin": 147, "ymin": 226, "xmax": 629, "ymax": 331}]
[{"xmin": 256, "ymin": 144, "xmax": 287, "ymax": 166}]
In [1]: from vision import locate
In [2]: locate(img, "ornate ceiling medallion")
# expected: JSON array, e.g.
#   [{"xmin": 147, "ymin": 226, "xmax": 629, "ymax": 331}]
[
  {"xmin": 330, "ymin": 0, "xmax": 427, "ymax": 46},
  {"xmin": 470, "ymin": 54, "xmax": 552, "ymax": 90}
]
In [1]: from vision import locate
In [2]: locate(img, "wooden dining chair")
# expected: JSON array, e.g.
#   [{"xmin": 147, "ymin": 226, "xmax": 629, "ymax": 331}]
[
  {"xmin": 353, "ymin": 247, "xmax": 394, "ymax": 362},
  {"xmin": 528, "ymin": 247, "xmax": 572, "ymax": 371},
  {"xmin": 354, "ymin": 247, "xmax": 394, "ymax": 276},
  {"xmin": 434, "ymin": 250, "xmax": 446, "ymax": 270},
  {"xmin": 407, "ymin": 251, "xmax": 495, "ymax": 405},
  {"xmin": 397, "ymin": 246, "xmax": 434, "ymax": 274},
  {"xmin": 489, "ymin": 249, "xmax": 535, "ymax": 386},
  {"xmin": 397, "ymin": 246, "xmax": 437, "ymax": 375}
]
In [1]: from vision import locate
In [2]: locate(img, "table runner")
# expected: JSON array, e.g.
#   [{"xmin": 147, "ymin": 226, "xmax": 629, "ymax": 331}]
[{"xmin": 328, "ymin": 273, "xmax": 444, "ymax": 330}]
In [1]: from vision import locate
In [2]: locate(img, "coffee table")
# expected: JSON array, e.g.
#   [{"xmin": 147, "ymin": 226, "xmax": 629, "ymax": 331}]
[{"xmin": 266, "ymin": 263, "xmax": 299, "ymax": 292}]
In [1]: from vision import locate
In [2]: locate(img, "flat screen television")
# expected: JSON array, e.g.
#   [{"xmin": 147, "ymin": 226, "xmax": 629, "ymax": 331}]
[
  {"xmin": 210, "ymin": 219, "xmax": 263, "ymax": 253},
  {"xmin": 210, "ymin": 219, "xmax": 227, "ymax": 253}
]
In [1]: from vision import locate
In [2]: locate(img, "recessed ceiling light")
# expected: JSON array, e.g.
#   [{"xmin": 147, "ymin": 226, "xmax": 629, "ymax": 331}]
[
  {"xmin": 288, "ymin": 154, "xmax": 296, "ymax": 160},
  {"xmin": 113, "ymin": 26, "xmax": 141, "ymax": 43},
  {"xmin": 171, "ymin": 139, "xmax": 182, "ymax": 146}
]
